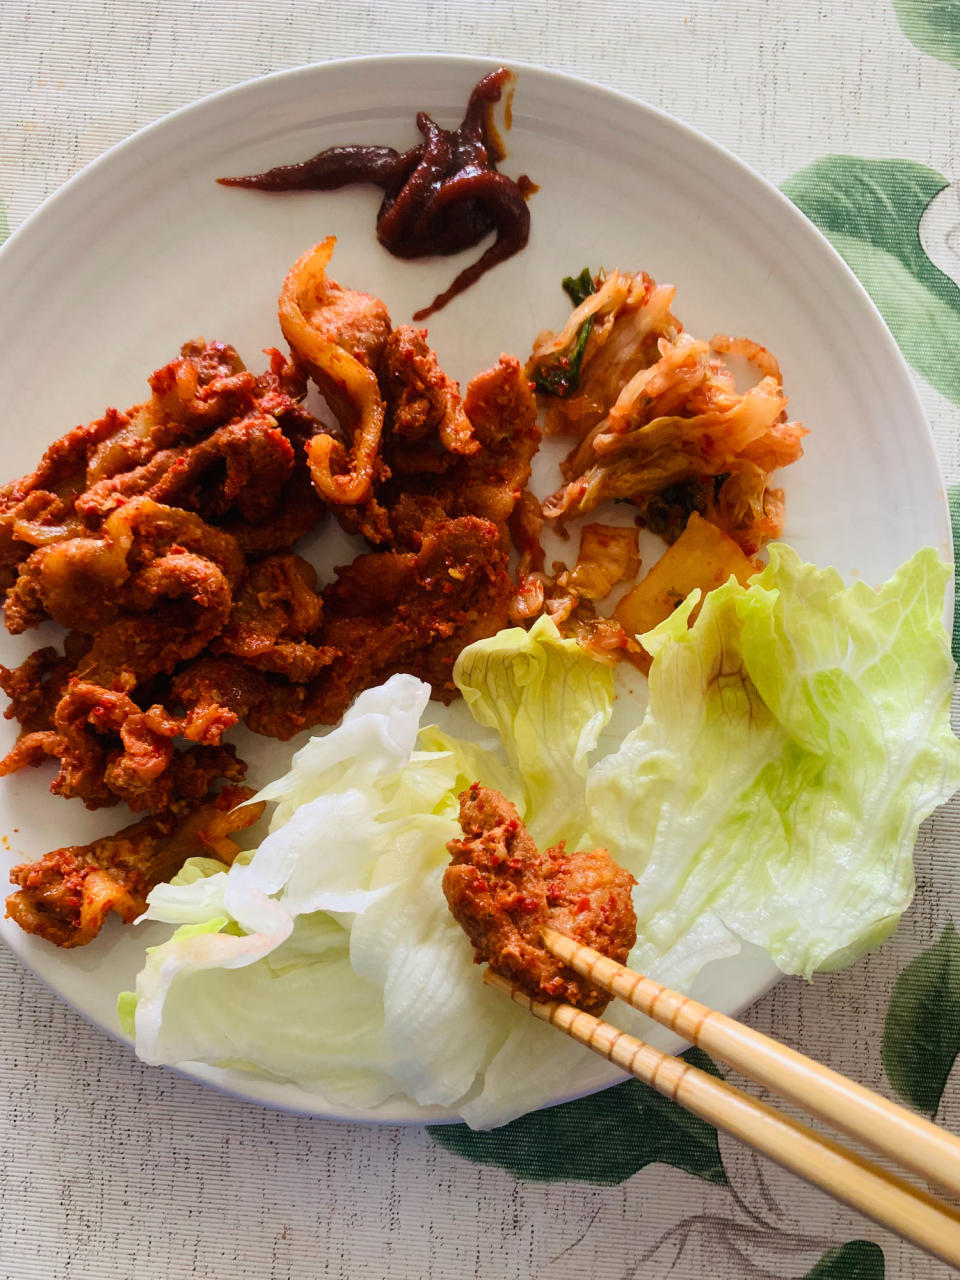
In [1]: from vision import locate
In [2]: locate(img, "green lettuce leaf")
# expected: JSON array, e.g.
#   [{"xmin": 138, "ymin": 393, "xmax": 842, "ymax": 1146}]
[
  {"xmin": 589, "ymin": 546, "xmax": 960, "ymax": 981},
  {"xmin": 453, "ymin": 614, "xmax": 614, "ymax": 846}
]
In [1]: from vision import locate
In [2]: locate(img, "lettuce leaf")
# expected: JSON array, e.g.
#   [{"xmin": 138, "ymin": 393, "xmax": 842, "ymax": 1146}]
[
  {"xmin": 454, "ymin": 614, "xmax": 614, "ymax": 846},
  {"xmin": 589, "ymin": 546, "xmax": 960, "ymax": 982},
  {"xmin": 122, "ymin": 549, "xmax": 960, "ymax": 1127}
]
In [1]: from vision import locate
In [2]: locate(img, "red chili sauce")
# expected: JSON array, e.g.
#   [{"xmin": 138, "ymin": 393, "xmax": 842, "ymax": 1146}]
[{"xmin": 218, "ymin": 68, "xmax": 536, "ymax": 320}]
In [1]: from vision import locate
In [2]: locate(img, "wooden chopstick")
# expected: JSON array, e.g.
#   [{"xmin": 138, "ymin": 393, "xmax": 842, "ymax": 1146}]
[
  {"xmin": 542, "ymin": 928, "xmax": 960, "ymax": 1199},
  {"xmin": 482, "ymin": 962, "xmax": 960, "ymax": 1267},
  {"xmin": 485, "ymin": 969, "xmax": 960, "ymax": 1267}
]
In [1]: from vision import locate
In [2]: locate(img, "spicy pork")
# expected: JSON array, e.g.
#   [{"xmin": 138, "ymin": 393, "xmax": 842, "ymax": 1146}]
[
  {"xmin": 7, "ymin": 785, "xmax": 262, "ymax": 947},
  {"xmin": 337, "ymin": 349, "xmax": 541, "ymax": 556},
  {"xmin": 0, "ymin": 244, "xmax": 538, "ymax": 947},
  {"xmin": 444, "ymin": 784, "xmax": 637, "ymax": 1014}
]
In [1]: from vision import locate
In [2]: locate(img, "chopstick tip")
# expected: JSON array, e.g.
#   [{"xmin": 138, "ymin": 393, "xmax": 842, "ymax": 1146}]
[{"xmin": 483, "ymin": 968, "xmax": 524, "ymax": 1001}]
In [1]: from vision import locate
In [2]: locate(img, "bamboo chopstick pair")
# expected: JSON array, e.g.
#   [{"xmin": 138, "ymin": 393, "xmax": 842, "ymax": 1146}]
[{"xmin": 484, "ymin": 928, "xmax": 960, "ymax": 1268}]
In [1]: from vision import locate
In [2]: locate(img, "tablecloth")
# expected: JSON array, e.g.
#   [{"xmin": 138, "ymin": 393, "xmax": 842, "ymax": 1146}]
[{"xmin": 2, "ymin": 2, "xmax": 960, "ymax": 1277}]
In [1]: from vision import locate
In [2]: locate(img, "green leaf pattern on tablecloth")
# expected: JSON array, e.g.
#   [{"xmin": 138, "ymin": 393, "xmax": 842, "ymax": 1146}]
[
  {"xmin": 949, "ymin": 487, "xmax": 960, "ymax": 663},
  {"xmin": 894, "ymin": 0, "xmax": 960, "ymax": 69},
  {"xmin": 882, "ymin": 921, "xmax": 960, "ymax": 1114},
  {"xmin": 427, "ymin": 1046, "xmax": 728, "ymax": 1185},
  {"xmin": 780, "ymin": 157, "xmax": 960, "ymax": 406},
  {"xmin": 803, "ymin": 1240, "xmax": 886, "ymax": 1279}
]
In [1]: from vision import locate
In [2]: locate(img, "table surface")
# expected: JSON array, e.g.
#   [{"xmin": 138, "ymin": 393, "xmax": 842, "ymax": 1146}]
[{"xmin": 3, "ymin": 3, "xmax": 960, "ymax": 1277}]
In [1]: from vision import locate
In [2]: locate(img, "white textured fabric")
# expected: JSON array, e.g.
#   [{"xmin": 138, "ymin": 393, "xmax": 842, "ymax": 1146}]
[{"xmin": 2, "ymin": 3, "xmax": 960, "ymax": 1277}]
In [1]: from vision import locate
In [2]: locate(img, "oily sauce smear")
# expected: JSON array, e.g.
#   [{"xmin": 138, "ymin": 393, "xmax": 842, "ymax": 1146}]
[{"xmin": 218, "ymin": 67, "xmax": 536, "ymax": 320}]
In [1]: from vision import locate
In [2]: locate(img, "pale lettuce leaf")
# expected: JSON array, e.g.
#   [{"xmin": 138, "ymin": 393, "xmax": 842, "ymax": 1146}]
[
  {"xmin": 350, "ymin": 818, "xmax": 509, "ymax": 1107},
  {"xmin": 253, "ymin": 673, "xmax": 431, "ymax": 826},
  {"xmin": 143, "ymin": 918, "xmax": 394, "ymax": 1105}
]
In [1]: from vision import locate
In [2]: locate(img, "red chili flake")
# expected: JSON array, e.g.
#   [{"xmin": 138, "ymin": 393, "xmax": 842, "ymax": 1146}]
[
  {"xmin": 504, "ymin": 891, "xmax": 540, "ymax": 913},
  {"xmin": 574, "ymin": 896, "xmax": 591, "ymax": 914}
]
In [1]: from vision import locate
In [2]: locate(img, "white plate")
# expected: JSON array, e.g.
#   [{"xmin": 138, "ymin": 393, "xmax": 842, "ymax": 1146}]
[{"xmin": 0, "ymin": 55, "xmax": 949, "ymax": 1124}]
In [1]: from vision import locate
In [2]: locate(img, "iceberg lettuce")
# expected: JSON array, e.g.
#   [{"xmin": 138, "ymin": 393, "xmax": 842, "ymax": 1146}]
[
  {"xmin": 454, "ymin": 614, "xmax": 614, "ymax": 846},
  {"xmin": 122, "ymin": 550, "xmax": 960, "ymax": 1127},
  {"xmin": 589, "ymin": 546, "xmax": 960, "ymax": 982}
]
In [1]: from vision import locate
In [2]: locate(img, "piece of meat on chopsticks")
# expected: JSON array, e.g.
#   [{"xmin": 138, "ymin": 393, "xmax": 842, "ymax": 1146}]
[
  {"xmin": 6, "ymin": 784, "xmax": 263, "ymax": 947},
  {"xmin": 444, "ymin": 785, "xmax": 637, "ymax": 1014}
]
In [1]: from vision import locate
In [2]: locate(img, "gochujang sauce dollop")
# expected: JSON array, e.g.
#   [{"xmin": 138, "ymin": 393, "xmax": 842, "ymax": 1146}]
[{"xmin": 218, "ymin": 67, "xmax": 535, "ymax": 320}]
